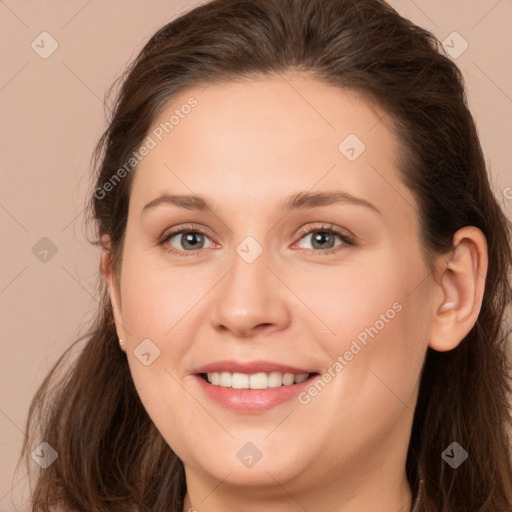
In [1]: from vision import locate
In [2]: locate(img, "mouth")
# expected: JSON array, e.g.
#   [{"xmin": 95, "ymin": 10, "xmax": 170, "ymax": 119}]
[
  {"xmin": 192, "ymin": 365, "xmax": 321, "ymax": 412},
  {"xmin": 198, "ymin": 371, "xmax": 318, "ymax": 389}
]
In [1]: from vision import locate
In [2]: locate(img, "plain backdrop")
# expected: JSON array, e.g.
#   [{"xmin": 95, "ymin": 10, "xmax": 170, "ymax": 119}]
[{"xmin": 1, "ymin": 0, "xmax": 511, "ymax": 509}]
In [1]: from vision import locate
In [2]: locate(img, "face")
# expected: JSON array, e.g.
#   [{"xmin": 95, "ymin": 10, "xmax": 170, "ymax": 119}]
[{"xmin": 108, "ymin": 73, "xmax": 437, "ymax": 503}]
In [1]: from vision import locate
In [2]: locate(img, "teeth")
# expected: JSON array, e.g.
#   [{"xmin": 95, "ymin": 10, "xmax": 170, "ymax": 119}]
[
  {"xmin": 282, "ymin": 373, "xmax": 295, "ymax": 386},
  {"xmin": 219, "ymin": 372, "xmax": 232, "ymax": 387},
  {"xmin": 231, "ymin": 373, "xmax": 249, "ymax": 389},
  {"xmin": 294, "ymin": 373, "xmax": 309, "ymax": 384},
  {"xmin": 250, "ymin": 372, "xmax": 268, "ymax": 389},
  {"xmin": 205, "ymin": 371, "xmax": 310, "ymax": 389},
  {"xmin": 268, "ymin": 371, "xmax": 284, "ymax": 388}
]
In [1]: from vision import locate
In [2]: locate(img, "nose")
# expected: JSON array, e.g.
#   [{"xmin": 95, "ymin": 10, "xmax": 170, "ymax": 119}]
[{"xmin": 210, "ymin": 247, "xmax": 291, "ymax": 338}]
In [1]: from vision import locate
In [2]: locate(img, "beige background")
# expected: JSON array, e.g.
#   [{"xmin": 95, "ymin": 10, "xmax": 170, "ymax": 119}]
[{"xmin": 1, "ymin": 1, "xmax": 511, "ymax": 510}]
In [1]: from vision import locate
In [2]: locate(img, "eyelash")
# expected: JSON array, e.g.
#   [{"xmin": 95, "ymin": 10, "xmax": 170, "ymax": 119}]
[{"xmin": 158, "ymin": 223, "xmax": 355, "ymax": 257}]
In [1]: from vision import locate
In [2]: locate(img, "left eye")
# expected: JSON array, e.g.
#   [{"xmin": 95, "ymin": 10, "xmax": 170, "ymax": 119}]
[
  {"xmin": 293, "ymin": 226, "xmax": 354, "ymax": 253},
  {"xmin": 296, "ymin": 228, "xmax": 348, "ymax": 251}
]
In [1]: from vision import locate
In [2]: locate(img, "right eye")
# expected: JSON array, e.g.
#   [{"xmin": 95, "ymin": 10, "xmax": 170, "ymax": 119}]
[{"xmin": 159, "ymin": 226, "xmax": 216, "ymax": 256}]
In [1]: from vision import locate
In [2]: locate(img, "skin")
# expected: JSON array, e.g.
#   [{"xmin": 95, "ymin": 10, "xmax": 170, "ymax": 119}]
[{"xmin": 101, "ymin": 72, "xmax": 488, "ymax": 512}]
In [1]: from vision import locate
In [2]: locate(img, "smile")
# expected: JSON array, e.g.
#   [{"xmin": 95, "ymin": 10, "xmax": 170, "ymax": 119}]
[{"xmin": 203, "ymin": 371, "xmax": 310, "ymax": 389}]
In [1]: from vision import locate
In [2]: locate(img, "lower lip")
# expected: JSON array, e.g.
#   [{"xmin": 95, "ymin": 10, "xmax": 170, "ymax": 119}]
[{"xmin": 193, "ymin": 374, "xmax": 319, "ymax": 412}]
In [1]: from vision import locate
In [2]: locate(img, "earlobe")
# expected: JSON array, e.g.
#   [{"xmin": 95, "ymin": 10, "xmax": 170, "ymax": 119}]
[{"xmin": 428, "ymin": 227, "xmax": 488, "ymax": 352}]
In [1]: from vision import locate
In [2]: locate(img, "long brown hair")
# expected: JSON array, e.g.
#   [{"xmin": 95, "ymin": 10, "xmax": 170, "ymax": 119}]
[{"xmin": 21, "ymin": 0, "xmax": 512, "ymax": 510}]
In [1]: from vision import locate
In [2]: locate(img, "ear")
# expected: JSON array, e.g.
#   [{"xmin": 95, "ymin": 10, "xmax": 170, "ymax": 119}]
[
  {"xmin": 100, "ymin": 234, "xmax": 127, "ymax": 342},
  {"xmin": 429, "ymin": 226, "xmax": 488, "ymax": 352}
]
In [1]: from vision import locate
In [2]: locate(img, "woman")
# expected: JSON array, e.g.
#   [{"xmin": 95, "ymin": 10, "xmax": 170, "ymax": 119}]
[{"xmin": 22, "ymin": 0, "xmax": 512, "ymax": 510}]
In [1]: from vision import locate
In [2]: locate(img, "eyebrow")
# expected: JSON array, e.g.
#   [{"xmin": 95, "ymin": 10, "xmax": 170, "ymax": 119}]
[{"xmin": 141, "ymin": 190, "xmax": 381, "ymax": 216}]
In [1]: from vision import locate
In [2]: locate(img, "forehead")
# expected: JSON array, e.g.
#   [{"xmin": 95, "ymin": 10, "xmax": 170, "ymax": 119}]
[{"xmin": 129, "ymin": 73, "xmax": 415, "ymax": 220}]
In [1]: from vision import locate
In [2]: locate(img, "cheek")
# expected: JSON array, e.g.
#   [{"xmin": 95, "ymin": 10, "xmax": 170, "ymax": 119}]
[
  {"xmin": 300, "ymin": 247, "xmax": 429, "ymax": 397},
  {"xmin": 118, "ymin": 254, "xmax": 217, "ymax": 450},
  {"xmin": 127, "ymin": 361, "xmax": 197, "ymax": 465},
  {"xmin": 292, "ymin": 251, "xmax": 410, "ymax": 342},
  {"xmin": 295, "ymin": 297, "xmax": 426, "ymax": 463},
  {"xmin": 119, "ymin": 251, "xmax": 211, "ymax": 341}
]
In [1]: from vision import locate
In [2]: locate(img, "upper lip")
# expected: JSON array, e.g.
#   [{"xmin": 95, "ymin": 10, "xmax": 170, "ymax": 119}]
[{"xmin": 192, "ymin": 360, "xmax": 317, "ymax": 375}]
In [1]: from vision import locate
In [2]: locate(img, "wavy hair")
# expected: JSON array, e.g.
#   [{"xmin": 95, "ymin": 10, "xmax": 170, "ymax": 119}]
[{"xmin": 21, "ymin": 0, "xmax": 512, "ymax": 510}]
